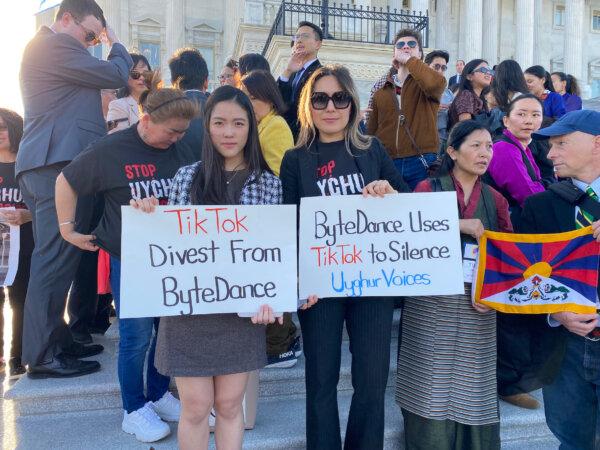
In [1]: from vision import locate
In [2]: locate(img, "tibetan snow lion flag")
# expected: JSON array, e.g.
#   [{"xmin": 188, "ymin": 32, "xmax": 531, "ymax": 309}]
[{"xmin": 473, "ymin": 227, "xmax": 599, "ymax": 314}]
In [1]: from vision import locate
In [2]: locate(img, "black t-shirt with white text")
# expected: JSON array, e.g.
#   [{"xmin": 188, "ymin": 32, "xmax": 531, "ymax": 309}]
[
  {"xmin": 315, "ymin": 140, "xmax": 365, "ymax": 196},
  {"xmin": 62, "ymin": 125, "xmax": 198, "ymax": 257},
  {"xmin": 0, "ymin": 162, "xmax": 34, "ymax": 257}
]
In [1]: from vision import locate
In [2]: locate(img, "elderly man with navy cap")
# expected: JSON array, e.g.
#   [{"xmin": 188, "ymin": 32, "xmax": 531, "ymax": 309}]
[{"xmin": 517, "ymin": 109, "xmax": 600, "ymax": 449}]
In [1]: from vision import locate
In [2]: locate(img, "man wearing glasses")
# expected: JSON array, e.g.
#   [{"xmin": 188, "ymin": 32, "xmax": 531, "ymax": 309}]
[
  {"xmin": 278, "ymin": 21, "xmax": 323, "ymax": 138},
  {"xmin": 518, "ymin": 110, "xmax": 600, "ymax": 450},
  {"xmin": 17, "ymin": 0, "xmax": 132, "ymax": 379},
  {"xmin": 366, "ymin": 29, "xmax": 446, "ymax": 190}
]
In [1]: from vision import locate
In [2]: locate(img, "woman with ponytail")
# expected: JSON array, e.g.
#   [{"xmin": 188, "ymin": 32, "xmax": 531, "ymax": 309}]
[
  {"xmin": 551, "ymin": 72, "xmax": 583, "ymax": 113},
  {"xmin": 55, "ymin": 73, "xmax": 200, "ymax": 443},
  {"xmin": 524, "ymin": 65, "xmax": 566, "ymax": 121},
  {"xmin": 396, "ymin": 120, "xmax": 511, "ymax": 450}
]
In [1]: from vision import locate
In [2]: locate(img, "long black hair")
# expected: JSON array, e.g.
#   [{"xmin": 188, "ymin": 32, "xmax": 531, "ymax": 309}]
[
  {"xmin": 551, "ymin": 71, "xmax": 581, "ymax": 96},
  {"xmin": 190, "ymin": 85, "xmax": 270, "ymax": 205},
  {"xmin": 525, "ymin": 65, "xmax": 554, "ymax": 92},
  {"xmin": 490, "ymin": 60, "xmax": 529, "ymax": 111},
  {"xmin": 241, "ymin": 70, "xmax": 287, "ymax": 116},
  {"xmin": 0, "ymin": 108, "xmax": 24, "ymax": 153},
  {"xmin": 436, "ymin": 120, "xmax": 490, "ymax": 176},
  {"xmin": 457, "ymin": 59, "xmax": 488, "ymax": 94}
]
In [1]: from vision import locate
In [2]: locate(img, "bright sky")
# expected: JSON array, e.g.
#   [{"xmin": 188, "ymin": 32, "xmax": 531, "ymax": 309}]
[{"xmin": 0, "ymin": 3, "xmax": 38, "ymax": 115}]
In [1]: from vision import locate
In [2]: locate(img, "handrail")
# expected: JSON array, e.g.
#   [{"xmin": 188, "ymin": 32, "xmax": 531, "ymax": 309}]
[{"xmin": 262, "ymin": 0, "xmax": 429, "ymax": 56}]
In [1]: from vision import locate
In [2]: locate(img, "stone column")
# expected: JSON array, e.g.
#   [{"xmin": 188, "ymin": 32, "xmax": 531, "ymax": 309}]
[
  {"xmin": 564, "ymin": 0, "xmax": 584, "ymax": 80},
  {"xmin": 533, "ymin": 0, "xmax": 544, "ymax": 65},
  {"xmin": 482, "ymin": 0, "xmax": 498, "ymax": 64},
  {"xmin": 411, "ymin": 0, "xmax": 428, "ymax": 14},
  {"xmin": 165, "ymin": 0, "xmax": 186, "ymax": 84},
  {"xmin": 460, "ymin": 0, "xmax": 482, "ymax": 63},
  {"xmin": 514, "ymin": 0, "xmax": 534, "ymax": 69},
  {"xmin": 434, "ymin": 0, "xmax": 449, "ymax": 50}
]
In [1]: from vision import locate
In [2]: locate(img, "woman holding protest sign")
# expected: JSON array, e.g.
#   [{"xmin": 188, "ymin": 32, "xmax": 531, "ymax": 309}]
[
  {"xmin": 279, "ymin": 64, "xmax": 409, "ymax": 450},
  {"xmin": 55, "ymin": 75, "xmax": 200, "ymax": 443},
  {"xmin": 152, "ymin": 85, "xmax": 284, "ymax": 450},
  {"xmin": 396, "ymin": 120, "xmax": 512, "ymax": 450}
]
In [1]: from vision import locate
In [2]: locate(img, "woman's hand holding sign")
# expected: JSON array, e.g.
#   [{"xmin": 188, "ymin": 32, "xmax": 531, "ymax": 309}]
[
  {"xmin": 362, "ymin": 180, "xmax": 397, "ymax": 198},
  {"xmin": 300, "ymin": 294, "xmax": 319, "ymax": 310},
  {"xmin": 251, "ymin": 304, "xmax": 283, "ymax": 325},
  {"xmin": 130, "ymin": 196, "xmax": 159, "ymax": 213}
]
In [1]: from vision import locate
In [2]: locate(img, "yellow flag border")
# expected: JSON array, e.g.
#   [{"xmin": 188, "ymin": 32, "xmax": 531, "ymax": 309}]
[{"xmin": 473, "ymin": 226, "xmax": 595, "ymax": 309}]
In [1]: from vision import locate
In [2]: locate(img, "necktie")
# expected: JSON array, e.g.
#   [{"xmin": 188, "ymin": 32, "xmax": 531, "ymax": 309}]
[
  {"xmin": 292, "ymin": 68, "xmax": 305, "ymax": 98},
  {"xmin": 576, "ymin": 186, "xmax": 599, "ymax": 228}
]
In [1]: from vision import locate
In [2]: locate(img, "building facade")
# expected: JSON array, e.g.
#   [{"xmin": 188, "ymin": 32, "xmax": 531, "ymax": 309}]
[{"xmin": 37, "ymin": 0, "xmax": 600, "ymax": 98}]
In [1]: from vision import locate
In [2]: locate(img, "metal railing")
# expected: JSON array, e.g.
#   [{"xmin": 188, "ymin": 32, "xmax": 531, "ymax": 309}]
[{"xmin": 262, "ymin": 0, "xmax": 429, "ymax": 55}]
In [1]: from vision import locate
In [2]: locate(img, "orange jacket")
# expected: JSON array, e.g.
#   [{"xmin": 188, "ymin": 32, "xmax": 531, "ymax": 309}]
[{"xmin": 367, "ymin": 57, "xmax": 446, "ymax": 159}]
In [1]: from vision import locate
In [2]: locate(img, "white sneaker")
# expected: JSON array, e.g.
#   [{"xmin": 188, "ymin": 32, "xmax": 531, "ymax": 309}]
[
  {"xmin": 151, "ymin": 392, "xmax": 181, "ymax": 422},
  {"xmin": 122, "ymin": 403, "xmax": 171, "ymax": 443}
]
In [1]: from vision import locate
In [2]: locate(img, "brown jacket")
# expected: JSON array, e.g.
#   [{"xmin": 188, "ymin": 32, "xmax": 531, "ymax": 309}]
[{"xmin": 367, "ymin": 57, "xmax": 446, "ymax": 159}]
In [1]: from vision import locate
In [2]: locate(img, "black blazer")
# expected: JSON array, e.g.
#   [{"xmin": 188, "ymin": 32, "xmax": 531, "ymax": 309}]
[
  {"xmin": 278, "ymin": 59, "xmax": 322, "ymax": 138},
  {"xmin": 518, "ymin": 186, "xmax": 583, "ymax": 384},
  {"xmin": 280, "ymin": 138, "xmax": 409, "ymax": 206},
  {"xmin": 448, "ymin": 74, "xmax": 460, "ymax": 88}
]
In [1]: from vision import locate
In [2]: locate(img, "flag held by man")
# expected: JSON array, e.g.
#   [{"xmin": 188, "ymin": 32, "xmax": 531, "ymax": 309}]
[{"xmin": 473, "ymin": 228, "xmax": 599, "ymax": 314}]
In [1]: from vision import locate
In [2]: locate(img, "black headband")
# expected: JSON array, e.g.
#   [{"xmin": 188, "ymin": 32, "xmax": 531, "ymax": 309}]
[{"xmin": 145, "ymin": 97, "xmax": 185, "ymax": 114}]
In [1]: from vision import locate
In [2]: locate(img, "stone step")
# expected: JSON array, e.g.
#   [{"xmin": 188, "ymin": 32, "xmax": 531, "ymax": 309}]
[
  {"xmin": 4, "ymin": 332, "xmax": 399, "ymax": 416},
  {"xmin": 9, "ymin": 389, "xmax": 557, "ymax": 450}
]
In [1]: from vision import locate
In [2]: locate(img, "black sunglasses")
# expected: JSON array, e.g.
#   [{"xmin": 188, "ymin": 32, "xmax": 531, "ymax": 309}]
[
  {"xmin": 395, "ymin": 40, "xmax": 418, "ymax": 49},
  {"xmin": 473, "ymin": 67, "xmax": 495, "ymax": 77},
  {"xmin": 130, "ymin": 70, "xmax": 144, "ymax": 80},
  {"xmin": 75, "ymin": 20, "xmax": 101, "ymax": 46},
  {"xmin": 432, "ymin": 63, "xmax": 447, "ymax": 72},
  {"xmin": 310, "ymin": 91, "xmax": 352, "ymax": 110}
]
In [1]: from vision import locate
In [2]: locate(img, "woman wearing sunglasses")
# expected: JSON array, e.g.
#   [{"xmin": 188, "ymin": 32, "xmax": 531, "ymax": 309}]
[
  {"xmin": 106, "ymin": 53, "xmax": 152, "ymax": 134},
  {"xmin": 448, "ymin": 59, "xmax": 493, "ymax": 130},
  {"xmin": 280, "ymin": 65, "xmax": 409, "ymax": 450}
]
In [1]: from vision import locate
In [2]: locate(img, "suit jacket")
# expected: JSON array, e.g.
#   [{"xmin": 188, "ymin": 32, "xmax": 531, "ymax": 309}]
[
  {"xmin": 518, "ymin": 185, "xmax": 588, "ymax": 384},
  {"xmin": 178, "ymin": 90, "xmax": 209, "ymax": 159},
  {"xmin": 280, "ymin": 138, "xmax": 409, "ymax": 206},
  {"xmin": 17, "ymin": 26, "xmax": 132, "ymax": 176},
  {"xmin": 448, "ymin": 74, "xmax": 460, "ymax": 88},
  {"xmin": 277, "ymin": 59, "xmax": 321, "ymax": 139},
  {"xmin": 106, "ymin": 96, "xmax": 140, "ymax": 134}
]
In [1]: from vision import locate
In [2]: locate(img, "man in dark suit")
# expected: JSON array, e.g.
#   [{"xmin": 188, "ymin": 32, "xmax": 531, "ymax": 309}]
[
  {"xmin": 277, "ymin": 21, "xmax": 323, "ymax": 138},
  {"xmin": 17, "ymin": 0, "xmax": 132, "ymax": 378},
  {"xmin": 448, "ymin": 59, "xmax": 464, "ymax": 89},
  {"xmin": 518, "ymin": 110, "xmax": 600, "ymax": 449}
]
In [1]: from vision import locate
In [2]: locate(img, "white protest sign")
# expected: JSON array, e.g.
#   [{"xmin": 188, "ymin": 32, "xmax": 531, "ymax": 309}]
[
  {"xmin": 299, "ymin": 193, "xmax": 464, "ymax": 298},
  {"xmin": 120, "ymin": 205, "xmax": 298, "ymax": 318},
  {"xmin": 0, "ymin": 207, "xmax": 19, "ymax": 287}
]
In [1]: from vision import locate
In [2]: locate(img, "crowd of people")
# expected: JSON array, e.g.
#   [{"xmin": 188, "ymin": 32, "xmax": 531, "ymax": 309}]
[{"xmin": 1, "ymin": 0, "xmax": 599, "ymax": 449}]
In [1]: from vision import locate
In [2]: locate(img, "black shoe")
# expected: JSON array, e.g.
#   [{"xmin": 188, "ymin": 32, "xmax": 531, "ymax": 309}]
[
  {"xmin": 8, "ymin": 358, "xmax": 26, "ymax": 380},
  {"xmin": 61, "ymin": 341, "xmax": 104, "ymax": 359},
  {"xmin": 72, "ymin": 330, "xmax": 93, "ymax": 345},
  {"xmin": 27, "ymin": 354, "xmax": 100, "ymax": 379}
]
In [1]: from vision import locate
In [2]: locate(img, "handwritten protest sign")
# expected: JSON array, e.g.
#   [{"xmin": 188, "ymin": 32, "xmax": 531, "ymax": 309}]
[
  {"xmin": 120, "ymin": 205, "xmax": 298, "ymax": 318},
  {"xmin": 299, "ymin": 193, "xmax": 464, "ymax": 298}
]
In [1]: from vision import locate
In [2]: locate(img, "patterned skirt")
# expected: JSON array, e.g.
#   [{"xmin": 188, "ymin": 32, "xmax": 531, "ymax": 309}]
[{"xmin": 395, "ymin": 285, "xmax": 499, "ymax": 425}]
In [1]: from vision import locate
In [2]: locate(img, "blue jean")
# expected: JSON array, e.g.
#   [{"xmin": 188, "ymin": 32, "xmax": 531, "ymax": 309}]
[
  {"xmin": 543, "ymin": 334, "xmax": 600, "ymax": 450},
  {"xmin": 110, "ymin": 257, "xmax": 170, "ymax": 413},
  {"xmin": 393, "ymin": 154, "xmax": 437, "ymax": 191}
]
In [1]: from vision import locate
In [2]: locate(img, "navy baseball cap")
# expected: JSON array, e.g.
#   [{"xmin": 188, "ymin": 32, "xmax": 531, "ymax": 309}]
[{"xmin": 532, "ymin": 110, "xmax": 600, "ymax": 140}]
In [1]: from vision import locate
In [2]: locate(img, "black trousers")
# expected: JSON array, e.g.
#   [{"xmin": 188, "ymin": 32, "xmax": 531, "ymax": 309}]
[
  {"xmin": 0, "ymin": 248, "xmax": 31, "ymax": 361},
  {"xmin": 497, "ymin": 312, "xmax": 547, "ymax": 396},
  {"xmin": 299, "ymin": 297, "xmax": 395, "ymax": 450},
  {"xmin": 19, "ymin": 165, "xmax": 93, "ymax": 365},
  {"xmin": 68, "ymin": 194, "xmax": 111, "ymax": 334}
]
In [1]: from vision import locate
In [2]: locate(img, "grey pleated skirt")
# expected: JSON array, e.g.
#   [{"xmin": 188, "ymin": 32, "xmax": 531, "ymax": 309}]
[{"xmin": 155, "ymin": 313, "xmax": 267, "ymax": 377}]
